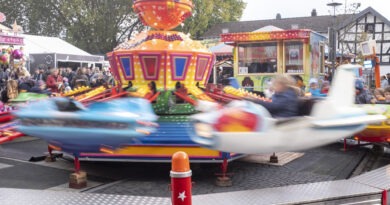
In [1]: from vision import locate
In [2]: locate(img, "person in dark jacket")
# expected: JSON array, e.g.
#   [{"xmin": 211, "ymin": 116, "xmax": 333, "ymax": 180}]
[
  {"xmin": 355, "ymin": 79, "xmax": 374, "ymax": 104},
  {"xmin": 29, "ymin": 80, "xmax": 52, "ymax": 95},
  {"xmin": 247, "ymin": 75, "xmax": 299, "ymax": 118},
  {"xmin": 32, "ymin": 68, "xmax": 45, "ymax": 82},
  {"xmin": 19, "ymin": 79, "xmax": 35, "ymax": 92},
  {"xmin": 64, "ymin": 67, "xmax": 75, "ymax": 88},
  {"xmin": 91, "ymin": 73, "xmax": 107, "ymax": 87},
  {"xmin": 72, "ymin": 67, "xmax": 90, "ymax": 88}
]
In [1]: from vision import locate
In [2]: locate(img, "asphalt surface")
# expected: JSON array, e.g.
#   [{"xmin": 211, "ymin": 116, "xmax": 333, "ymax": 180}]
[{"xmin": 0, "ymin": 137, "xmax": 382, "ymax": 198}]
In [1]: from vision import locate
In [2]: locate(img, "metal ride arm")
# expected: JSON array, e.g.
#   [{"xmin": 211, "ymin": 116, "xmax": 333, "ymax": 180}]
[
  {"xmin": 205, "ymin": 91, "xmax": 241, "ymax": 103},
  {"xmin": 81, "ymin": 86, "xmax": 128, "ymax": 104},
  {"xmin": 95, "ymin": 91, "xmax": 129, "ymax": 102},
  {"xmin": 0, "ymin": 129, "xmax": 24, "ymax": 144},
  {"xmin": 173, "ymin": 91, "xmax": 197, "ymax": 106},
  {"xmin": 147, "ymin": 92, "xmax": 160, "ymax": 102}
]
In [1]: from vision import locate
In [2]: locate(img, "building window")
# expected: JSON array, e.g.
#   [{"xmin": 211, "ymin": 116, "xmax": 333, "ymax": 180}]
[
  {"xmin": 285, "ymin": 41, "xmax": 304, "ymax": 73},
  {"xmin": 365, "ymin": 23, "xmax": 375, "ymax": 33},
  {"xmin": 238, "ymin": 42, "xmax": 278, "ymax": 74}
]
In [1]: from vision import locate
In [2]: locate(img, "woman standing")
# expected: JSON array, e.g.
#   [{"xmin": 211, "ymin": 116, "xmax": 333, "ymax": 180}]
[{"xmin": 46, "ymin": 68, "xmax": 63, "ymax": 93}]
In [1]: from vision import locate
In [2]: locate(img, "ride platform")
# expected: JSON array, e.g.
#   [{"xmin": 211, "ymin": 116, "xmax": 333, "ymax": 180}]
[
  {"xmin": 2, "ymin": 164, "xmax": 389, "ymax": 205},
  {"xmin": 72, "ymin": 120, "xmax": 243, "ymax": 163}
]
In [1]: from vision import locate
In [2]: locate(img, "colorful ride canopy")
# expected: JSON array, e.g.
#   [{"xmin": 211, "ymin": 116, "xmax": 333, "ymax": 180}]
[
  {"xmin": 133, "ymin": 0, "xmax": 193, "ymax": 31},
  {"xmin": 108, "ymin": 0, "xmax": 214, "ymax": 90}
]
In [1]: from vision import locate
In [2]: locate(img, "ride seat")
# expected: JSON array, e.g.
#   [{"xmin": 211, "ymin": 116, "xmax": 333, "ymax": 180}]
[
  {"xmin": 297, "ymin": 98, "xmax": 317, "ymax": 116},
  {"xmin": 55, "ymin": 99, "xmax": 85, "ymax": 112}
]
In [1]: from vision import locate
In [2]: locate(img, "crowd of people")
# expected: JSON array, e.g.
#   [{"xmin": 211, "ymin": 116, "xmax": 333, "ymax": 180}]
[
  {"xmin": 371, "ymin": 73, "xmax": 390, "ymax": 104},
  {"xmin": 0, "ymin": 66, "xmax": 115, "ymax": 102},
  {"xmin": 351, "ymin": 73, "xmax": 390, "ymax": 104}
]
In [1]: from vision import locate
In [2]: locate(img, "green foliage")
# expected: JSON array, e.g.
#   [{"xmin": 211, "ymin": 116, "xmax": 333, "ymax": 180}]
[
  {"xmin": 0, "ymin": 0, "xmax": 246, "ymax": 53},
  {"xmin": 1, "ymin": 0, "xmax": 143, "ymax": 55},
  {"xmin": 179, "ymin": 0, "xmax": 246, "ymax": 39}
]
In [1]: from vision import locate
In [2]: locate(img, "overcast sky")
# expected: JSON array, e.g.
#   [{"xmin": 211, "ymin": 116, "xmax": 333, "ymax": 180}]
[{"xmin": 241, "ymin": 0, "xmax": 390, "ymax": 21}]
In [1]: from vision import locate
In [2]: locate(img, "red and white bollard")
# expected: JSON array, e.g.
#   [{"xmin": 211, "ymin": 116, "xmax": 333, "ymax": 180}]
[{"xmin": 170, "ymin": 151, "xmax": 192, "ymax": 205}]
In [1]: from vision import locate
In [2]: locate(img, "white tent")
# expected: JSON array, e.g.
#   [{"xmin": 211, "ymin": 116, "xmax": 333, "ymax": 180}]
[
  {"xmin": 21, "ymin": 34, "xmax": 104, "ymax": 71},
  {"xmin": 22, "ymin": 34, "xmax": 92, "ymax": 56}
]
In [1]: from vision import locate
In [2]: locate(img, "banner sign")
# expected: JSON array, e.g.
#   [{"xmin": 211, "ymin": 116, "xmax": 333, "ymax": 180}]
[{"xmin": 0, "ymin": 35, "xmax": 24, "ymax": 45}]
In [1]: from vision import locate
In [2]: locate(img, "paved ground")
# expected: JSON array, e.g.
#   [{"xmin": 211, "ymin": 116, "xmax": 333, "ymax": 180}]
[
  {"xmin": 0, "ymin": 137, "xmax": 376, "ymax": 198},
  {"xmin": 92, "ymin": 143, "xmax": 367, "ymax": 197}
]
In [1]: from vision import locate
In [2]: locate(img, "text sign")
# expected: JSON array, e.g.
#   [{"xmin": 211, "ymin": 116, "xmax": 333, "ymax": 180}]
[
  {"xmin": 0, "ymin": 35, "xmax": 24, "ymax": 45},
  {"xmin": 364, "ymin": 60, "xmax": 372, "ymax": 69}
]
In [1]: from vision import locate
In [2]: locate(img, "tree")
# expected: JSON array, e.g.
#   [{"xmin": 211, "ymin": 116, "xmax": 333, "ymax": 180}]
[
  {"xmin": 179, "ymin": 0, "xmax": 246, "ymax": 39},
  {"xmin": 0, "ymin": 0, "xmax": 245, "ymax": 53},
  {"xmin": 1, "ymin": 0, "xmax": 143, "ymax": 54},
  {"xmin": 52, "ymin": 0, "xmax": 143, "ymax": 55}
]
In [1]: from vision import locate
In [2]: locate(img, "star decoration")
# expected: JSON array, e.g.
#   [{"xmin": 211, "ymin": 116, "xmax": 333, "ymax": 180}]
[
  {"xmin": 12, "ymin": 20, "xmax": 22, "ymax": 33},
  {"xmin": 178, "ymin": 191, "xmax": 186, "ymax": 202}
]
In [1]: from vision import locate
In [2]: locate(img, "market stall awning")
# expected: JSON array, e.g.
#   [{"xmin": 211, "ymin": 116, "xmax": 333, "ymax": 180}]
[{"xmin": 209, "ymin": 43, "xmax": 233, "ymax": 56}]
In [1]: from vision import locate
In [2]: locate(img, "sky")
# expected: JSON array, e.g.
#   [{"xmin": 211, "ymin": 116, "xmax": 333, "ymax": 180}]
[{"xmin": 241, "ymin": 0, "xmax": 390, "ymax": 21}]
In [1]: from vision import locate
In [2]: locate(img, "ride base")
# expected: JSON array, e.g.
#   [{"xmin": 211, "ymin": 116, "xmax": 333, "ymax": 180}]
[{"xmin": 2, "ymin": 164, "xmax": 389, "ymax": 205}]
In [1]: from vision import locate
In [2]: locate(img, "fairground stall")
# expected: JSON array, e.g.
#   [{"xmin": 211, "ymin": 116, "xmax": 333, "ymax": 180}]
[
  {"xmin": 0, "ymin": 31, "xmax": 23, "ymax": 47},
  {"xmin": 208, "ymin": 42, "xmax": 234, "ymax": 84},
  {"xmin": 221, "ymin": 29, "xmax": 327, "ymax": 92},
  {"xmin": 0, "ymin": 23, "xmax": 24, "ymax": 67}
]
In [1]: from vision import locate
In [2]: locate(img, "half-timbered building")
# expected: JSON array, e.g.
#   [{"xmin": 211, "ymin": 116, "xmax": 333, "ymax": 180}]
[{"xmin": 337, "ymin": 7, "xmax": 390, "ymax": 69}]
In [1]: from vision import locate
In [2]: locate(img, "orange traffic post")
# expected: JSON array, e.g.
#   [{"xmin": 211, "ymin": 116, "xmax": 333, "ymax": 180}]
[{"xmin": 170, "ymin": 151, "xmax": 192, "ymax": 205}]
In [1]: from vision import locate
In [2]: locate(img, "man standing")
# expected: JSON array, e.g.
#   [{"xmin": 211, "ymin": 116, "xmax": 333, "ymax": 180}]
[
  {"xmin": 32, "ymin": 67, "xmax": 44, "ymax": 82},
  {"xmin": 64, "ymin": 67, "xmax": 75, "ymax": 88}
]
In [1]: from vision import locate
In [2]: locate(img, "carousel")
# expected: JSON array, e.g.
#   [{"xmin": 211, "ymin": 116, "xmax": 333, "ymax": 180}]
[
  {"xmin": 0, "ymin": 0, "xmax": 259, "ymax": 164},
  {"xmin": 92, "ymin": 0, "xmax": 236, "ymax": 163}
]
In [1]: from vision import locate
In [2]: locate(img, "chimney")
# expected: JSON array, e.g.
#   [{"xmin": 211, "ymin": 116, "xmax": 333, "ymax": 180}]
[
  {"xmin": 311, "ymin": 9, "xmax": 317, "ymax": 16},
  {"xmin": 276, "ymin": 13, "xmax": 281, "ymax": 20}
]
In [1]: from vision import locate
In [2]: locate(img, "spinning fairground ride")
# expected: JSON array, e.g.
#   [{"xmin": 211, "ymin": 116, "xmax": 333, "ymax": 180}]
[
  {"xmin": 0, "ymin": 0, "xmax": 268, "ymax": 178},
  {"xmin": 0, "ymin": 2, "xmax": 387, "ymax": 191}
]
